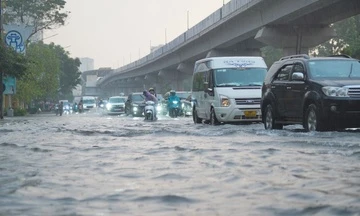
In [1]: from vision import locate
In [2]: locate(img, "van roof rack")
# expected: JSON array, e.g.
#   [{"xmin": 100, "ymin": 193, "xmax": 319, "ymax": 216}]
[
  {"xmin": 279, "ymin": 54, "xmax": 310, "ymax": 61},
  {"xmin": 328, "ymin": 54, "xmax": 352, "ymax": 58}
]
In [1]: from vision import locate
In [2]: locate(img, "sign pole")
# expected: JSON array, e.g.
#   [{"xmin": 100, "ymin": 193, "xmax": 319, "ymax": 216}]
[{"xmin": 0, "ymin": 0, "xmax": 4, "ymax": 119}]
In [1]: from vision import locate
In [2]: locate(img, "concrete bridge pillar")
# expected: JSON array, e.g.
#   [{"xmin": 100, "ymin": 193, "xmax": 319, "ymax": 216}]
[
  {"xmin": 158, "ymin": 69, "xmax": 188, "ymax": 91},
  {"xmin": 255, "ymin": 25, "xmax": 336, "ymax": 55}
]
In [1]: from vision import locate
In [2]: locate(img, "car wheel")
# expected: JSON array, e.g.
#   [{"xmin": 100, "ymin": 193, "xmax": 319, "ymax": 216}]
[
  {"xmin": 210, "ymin": 108, "xmax": 219, "ymax": 125},
  {"xmin": 264, "ymin": 104, "xmax": 283, "ymax": 130},
  {"xmin": 304, "ymin": 104, "xmax": 326, "ymax": 132},
  {"xmin": 193, "ymin": 108, "xmax": 202, "ymax": 124}
]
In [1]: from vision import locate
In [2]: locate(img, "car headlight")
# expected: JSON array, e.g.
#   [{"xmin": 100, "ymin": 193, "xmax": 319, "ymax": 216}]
[
  {"xmin": 133, "ymin": 107, "xmax": 138, "ymax": 112},
  {"xmin": 173, "ymin": 101, "xmax": 178, "ymax": 104},
  {"xmin": 181, "ymin": 103, "xmax": 184, "ymax": 108},
  {"xmin": 106, "ymin": 104, "xmax": 112, "ymax": 110},
  {"xmin": 157, "ymin": 105, "xmax": 162, "ymax": 111},
  {"xmin": 322, "ymin": 86, "xmax": 348, "ymax": 97},
  {"xmin": 220, "ymin": 95, "xmax": 231, "ymax": 107}
]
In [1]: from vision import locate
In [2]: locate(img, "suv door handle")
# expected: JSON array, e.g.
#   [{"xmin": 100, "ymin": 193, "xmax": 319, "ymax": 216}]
[{"xmin": 286, "ymin": 87, "xmax": 292, "ymax": 90}]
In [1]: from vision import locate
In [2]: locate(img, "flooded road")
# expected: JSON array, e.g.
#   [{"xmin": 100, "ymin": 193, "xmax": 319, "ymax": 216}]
[{"xmin": 1, "ymin": 111, "xmax": 360, "ymax": 216}]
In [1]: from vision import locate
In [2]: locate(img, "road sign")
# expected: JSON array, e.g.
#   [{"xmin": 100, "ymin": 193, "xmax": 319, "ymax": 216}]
[{"xmin": 2, "ymin": 76, "xmax": 16, "ymax": 95}]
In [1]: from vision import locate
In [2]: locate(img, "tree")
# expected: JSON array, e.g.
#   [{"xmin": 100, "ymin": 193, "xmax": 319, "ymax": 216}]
[
  {"xmin": 14, "ymin": 42, "xmax": 60, "ymax": 104},
  {"xmin": 312, "ymin": 15, "xmax": 360, "ymax": 58},
  {"xmin": 261, "ymin": 46, "xmax": 283, "ymax": 67},
  {"xmin": 0, "ymin": 42, "xmax": 27, "ymax": 79},
  {"xmin": 49, "ymin": 43, "xmax": 81, "ymax": 100},
  {"xmin": 5, "ymin": 0, "xmax": 68, "ymax": 42}
]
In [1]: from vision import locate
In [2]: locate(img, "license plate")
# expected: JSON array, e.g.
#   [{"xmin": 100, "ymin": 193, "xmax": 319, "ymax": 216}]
[{"xmin": 244, "ymin": 110, "xmax": 257, "ymax": 118}]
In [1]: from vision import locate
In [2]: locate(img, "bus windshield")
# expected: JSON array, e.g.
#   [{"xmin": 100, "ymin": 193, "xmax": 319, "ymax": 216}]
[{"xmin": 214, "ymin": 68, "xmax": 267, "ymax": 87}]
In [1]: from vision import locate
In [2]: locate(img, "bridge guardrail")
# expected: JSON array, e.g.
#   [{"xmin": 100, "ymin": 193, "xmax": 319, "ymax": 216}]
[{"xmin": 98, "ymin": 0, "xmax": 259, "ymax": 86}]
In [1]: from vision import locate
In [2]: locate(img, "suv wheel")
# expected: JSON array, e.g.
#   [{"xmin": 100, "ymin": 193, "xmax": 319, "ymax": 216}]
[
  {"xmin": 210, "ymin": 108, "xmax": 220, "ymax": 125},
  {"xmin": 304, "ymin": 104, "xmax": 326, "ymax": 132},
  {"xmin": 264, "ymin": 104, "xmax": 283, "ymax": 130},
  {"xmin": 193, "ymin": 108, "xmax": 202, "ymax": 124}
]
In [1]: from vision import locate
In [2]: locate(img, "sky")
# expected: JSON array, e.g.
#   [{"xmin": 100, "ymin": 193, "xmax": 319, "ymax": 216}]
[{"xmin": 44, "ymin": 0, "xmax": 228, "ymax": 69}]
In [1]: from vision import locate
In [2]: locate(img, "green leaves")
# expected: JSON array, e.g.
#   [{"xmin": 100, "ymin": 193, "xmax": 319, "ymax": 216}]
[
  {"xmin": 5, "ymin": 0, "xmax": 68, "ymax": 42},
  {"xmin": 313, "ymin": 15, "xmax": 360, "ymax": 58},
  {"xmin": 0, "ymin": 42, "xmax": 27, "ymax": 79}
]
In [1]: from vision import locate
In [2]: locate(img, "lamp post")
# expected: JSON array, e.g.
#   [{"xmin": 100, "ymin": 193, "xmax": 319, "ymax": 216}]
[{"xmin": 187, "ymin": 10, "xmax": 189, "ymax": 30}]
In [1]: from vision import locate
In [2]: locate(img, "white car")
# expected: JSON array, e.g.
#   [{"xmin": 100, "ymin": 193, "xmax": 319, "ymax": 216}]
[{"xmin": 106, "ymin": 96, "xmax": 127, "ymax": 115}]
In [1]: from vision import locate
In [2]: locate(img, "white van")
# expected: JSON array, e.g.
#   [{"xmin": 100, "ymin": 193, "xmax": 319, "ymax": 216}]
[
  {"xmin": 81, "ymin": 96, "xmax": 97, "ymax": 110},
  {"xmin": 192, "ymin": 56, "xmax": 267, "ymax": 124}
]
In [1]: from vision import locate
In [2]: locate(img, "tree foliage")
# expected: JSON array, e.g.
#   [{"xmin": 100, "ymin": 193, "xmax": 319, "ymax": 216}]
[
  {"xmin": 5, "ymin": 0, "xmax": 68, "ymax": 42},
  {"xmin": 49, "ymin": 43, "xmax": 81, "ymax": 99},
  {"xmin": 0, "ymin": 42, "xmax": 27, "ymax": 78},
  {"xmin": 313, "ymin": 15, "xmax": 360, "ymax": 58},
  {"xmin": 14, "ymin": 42, "xmax": 60, "ymax": 103}
]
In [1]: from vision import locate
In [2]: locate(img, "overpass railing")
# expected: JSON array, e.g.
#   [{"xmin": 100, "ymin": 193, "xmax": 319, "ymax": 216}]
[{"xmin": 98, "ymin": 0, "xmax": 258, "ymax": 86}]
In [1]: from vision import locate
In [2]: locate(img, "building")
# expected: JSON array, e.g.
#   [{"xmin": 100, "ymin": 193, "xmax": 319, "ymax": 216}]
[{"xmin": 79, "ymin": 57, "xmax": 95, "ymax": 72}]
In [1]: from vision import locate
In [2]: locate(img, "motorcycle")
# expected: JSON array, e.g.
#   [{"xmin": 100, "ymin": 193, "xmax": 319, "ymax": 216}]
[
  {"xmin": 144, "ymin": 101, "xmax": 156, "ymax": 121},
  {"xmin": 168, "ymin": 99, "xmax": 181, "ymax": 118}
]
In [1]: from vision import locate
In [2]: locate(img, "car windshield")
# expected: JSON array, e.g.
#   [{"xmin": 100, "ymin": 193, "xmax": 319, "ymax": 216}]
[
  {"xmin": 214, "ymin": 68, "xmax": 267, "ymax": 87},
  {"xmin": 132, "ymin": 94, "xmax": 144, "ymax": 102},
  {"xmin": 309, "ymin": 60, "xmax": 360, "ymax": 79},
  {"xmin": 83, "ymin": 99, "xmax": 95, "ymax": 104},
  {"xmin": 109, "ymin": 97, "xmax": 125, "ymax": 103}
]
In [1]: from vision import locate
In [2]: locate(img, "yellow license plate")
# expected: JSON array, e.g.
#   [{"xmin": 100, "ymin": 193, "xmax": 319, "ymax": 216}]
[{"xmin": 244, "ymin": 110, "xmax": 257, "ymax": 118}]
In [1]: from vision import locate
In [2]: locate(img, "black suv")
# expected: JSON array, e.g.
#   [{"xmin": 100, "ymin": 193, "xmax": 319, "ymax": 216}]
[
  {"xmin": 125, "ymin": 92, "xmax": 145, "ymax": 117},
  {"xmin": 261, "ymin": 54, "xmax": 360, "ymax": 131}
]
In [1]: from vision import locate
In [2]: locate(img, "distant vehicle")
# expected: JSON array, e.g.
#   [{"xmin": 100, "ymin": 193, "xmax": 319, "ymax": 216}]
[
  {"xmin": 106, "ymin": 96, "xmax": 126, "ymax": 115},
  {"xmin": 81, "ymin": 96, "xmax": 97, "ymax": 110},
  {"xmin": 192, "ymin": 56, "xmax": 267, "ymax": 125},
  {"xmin": 125, "ymin": 92, "xmax": 146, "ymax": 117},
  {"xmin": 261, "ymin": 54, "xmax": 360, "ymax": 131}
]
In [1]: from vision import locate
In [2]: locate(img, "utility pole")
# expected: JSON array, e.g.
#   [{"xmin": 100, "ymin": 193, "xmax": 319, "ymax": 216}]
[
  {"xmin": 0, "ymin": 0, "xmax": 4, "ymax": 119},
  {"xmin": 187, "ymin": 11, "xmax": 189, "ymax": 30}
]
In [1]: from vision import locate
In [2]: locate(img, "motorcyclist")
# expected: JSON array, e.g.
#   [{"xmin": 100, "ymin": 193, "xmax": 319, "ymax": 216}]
[
  {"xmin": 148, "ymin": 87, "xmax": 157, "ymax": 98},
  {"xmin": 167, "ymin": 90, "xmax": 181, "ymax": 117},
  {"xmin": 143, "ymin": 90, "xmax": 158, "ymax": 119}
]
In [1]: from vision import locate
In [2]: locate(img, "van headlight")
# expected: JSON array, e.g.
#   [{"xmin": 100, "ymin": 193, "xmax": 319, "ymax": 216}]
[
  {"xmin": 106, "ymin": 103, "xmax": 112, "ymax": 110},
  {"xmin": 322, "ymin": 86, "xmax": 348, "ymax": 97},
  {"xmin": 220, "ymin": 95, "xmax": 230, "ymax": 107}
]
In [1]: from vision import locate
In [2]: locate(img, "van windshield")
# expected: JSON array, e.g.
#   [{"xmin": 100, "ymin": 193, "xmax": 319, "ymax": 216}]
[
  {"xmin": 214, "ymin": 68, "xmax": 267, "ymax": 87},
  {"xmin": 309, "ymin": 60, "xmax": 360, "ymax": 79},
  {"xmin": 83, "ymin": 99, "xmax": 95, "ymax": 104}
]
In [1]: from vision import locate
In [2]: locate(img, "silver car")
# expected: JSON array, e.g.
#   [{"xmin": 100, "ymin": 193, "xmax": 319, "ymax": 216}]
[{"xmin": 106, "ymin": 96, "xmax": 127, "ymax": 115}]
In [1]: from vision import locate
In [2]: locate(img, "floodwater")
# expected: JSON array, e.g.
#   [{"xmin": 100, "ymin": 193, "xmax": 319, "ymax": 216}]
[{"xmin": 1, "ymin": 110, "xmax": 360, "ymax": 216}]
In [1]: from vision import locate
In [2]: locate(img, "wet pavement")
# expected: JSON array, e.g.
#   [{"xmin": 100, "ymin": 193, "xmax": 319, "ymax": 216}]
[{"xmin": 1, "ymin": 110, "xmax": 360, "ymax": 216}]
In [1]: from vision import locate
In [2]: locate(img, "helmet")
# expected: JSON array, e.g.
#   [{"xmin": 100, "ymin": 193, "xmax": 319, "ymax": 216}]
[
  {"xmin": 148, "ymin": 88, "xmax": 155, "ymax": 94},
  {"xmin": 170, "ymin": 90, "xmax": 176, "ymax": 96}
]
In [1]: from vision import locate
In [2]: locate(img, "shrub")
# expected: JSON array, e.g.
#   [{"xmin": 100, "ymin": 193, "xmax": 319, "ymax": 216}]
[{"xmin": 13, "ymin": 108, "xmax": 27, "ymax": 116}]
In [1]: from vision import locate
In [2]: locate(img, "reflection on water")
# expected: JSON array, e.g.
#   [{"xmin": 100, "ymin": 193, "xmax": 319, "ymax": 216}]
[{"xmin": 1, "ymin": 112, "xmax": 360, "ymax": 215}]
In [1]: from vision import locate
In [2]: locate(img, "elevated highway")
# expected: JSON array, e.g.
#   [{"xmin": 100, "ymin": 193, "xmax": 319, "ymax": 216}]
[{"xmin": 97, "ymin": 0, "xmax": 360, "ymax": 96}]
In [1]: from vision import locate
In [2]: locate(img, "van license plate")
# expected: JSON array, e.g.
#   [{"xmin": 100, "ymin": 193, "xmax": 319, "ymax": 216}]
[{"xmin": 244, "ymin": 110, "xmax": 257, "ymax": 118}]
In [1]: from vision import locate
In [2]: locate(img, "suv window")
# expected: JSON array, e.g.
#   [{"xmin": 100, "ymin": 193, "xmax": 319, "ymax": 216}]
[{"xmin": 274, "ymin": 65, "xmax": 292, "ymax": 81}]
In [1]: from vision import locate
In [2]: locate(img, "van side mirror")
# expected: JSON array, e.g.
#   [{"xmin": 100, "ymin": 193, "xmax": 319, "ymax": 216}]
[{"xmin": 292, "ymin": 72, "xmax": 304, "ymax": 81}]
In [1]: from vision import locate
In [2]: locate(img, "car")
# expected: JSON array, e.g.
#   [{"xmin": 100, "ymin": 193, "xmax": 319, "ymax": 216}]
[
  {"xmin": 261, "ymin": 54, "xmax": 360, "ymax": 132},
  {"xmin": 125, "ymin": 92, "xmax": 146, "ymax": 117},
  {"xmin": 106, "ymin": 96, "xmax": 126, "ymax": 115}
]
